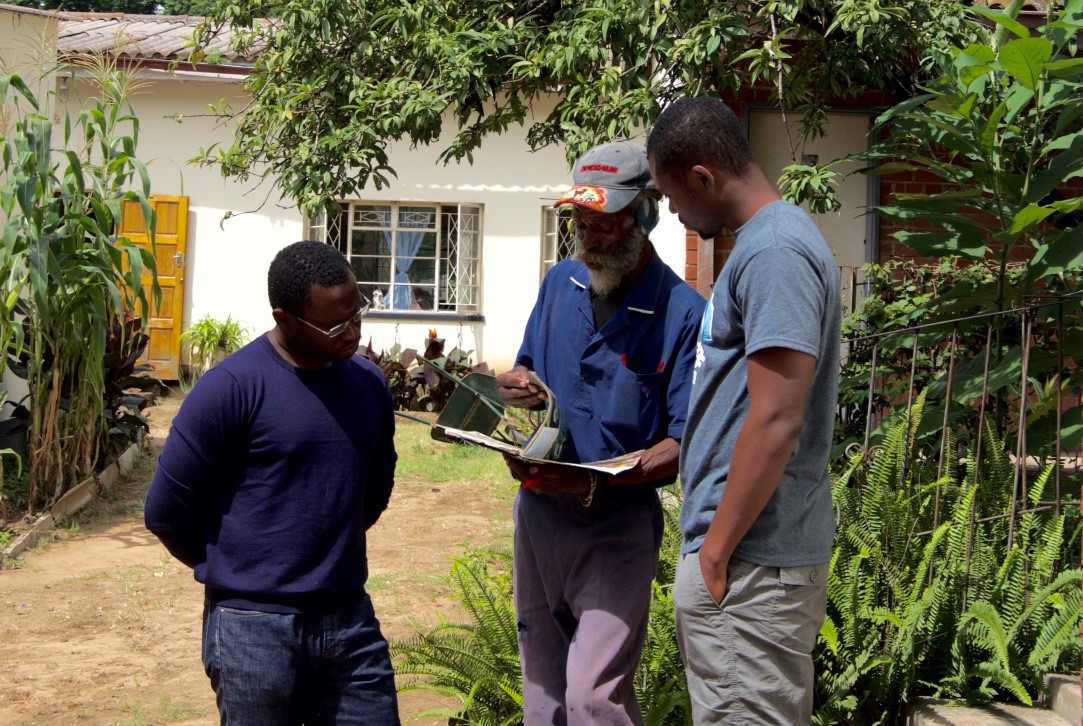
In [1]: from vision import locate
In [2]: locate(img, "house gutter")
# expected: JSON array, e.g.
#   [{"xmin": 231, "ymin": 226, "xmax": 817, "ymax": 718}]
[{"xmin": 58, "ymin": 54, "xmax": 251, "ymax": 81}]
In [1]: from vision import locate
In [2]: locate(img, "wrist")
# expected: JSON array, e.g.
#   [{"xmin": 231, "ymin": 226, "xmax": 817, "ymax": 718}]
[{"xmin": 699, "ymin": 538, "xmax": 733, "ymax": 570}]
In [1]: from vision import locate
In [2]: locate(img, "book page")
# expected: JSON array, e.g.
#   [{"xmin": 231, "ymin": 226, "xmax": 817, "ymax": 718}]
[{"xmin": 433, "ymin": 425, "xmax": 643, "ymax": 474}]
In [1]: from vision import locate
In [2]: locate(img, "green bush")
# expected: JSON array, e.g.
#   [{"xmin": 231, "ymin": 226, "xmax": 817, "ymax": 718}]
[
  {"xmin": 838, "ymin": 259, "xmax": 1082, "ymax": 463},
  {"xmin": 179, "ymin": 314, "xmax": 250, "ymax": 387},
  {"xmin": 815, "ymin": 393, "xmax": 1081, "ymax": 724}
]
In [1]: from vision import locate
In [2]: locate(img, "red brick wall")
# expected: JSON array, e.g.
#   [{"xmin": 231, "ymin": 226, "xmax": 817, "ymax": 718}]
[
  {"xmin": 684, "ymin": 90, "xmax": 1083, "ymax": 284},
  {"xmin": 879, "ymin": 170, "xmax": 1083, "ymax": 265}
]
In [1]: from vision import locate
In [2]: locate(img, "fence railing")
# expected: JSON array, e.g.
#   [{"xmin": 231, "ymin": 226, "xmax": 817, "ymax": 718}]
[{"xmin": 838, "ymin": 291, "xmax": 1082, "ymax": 584}]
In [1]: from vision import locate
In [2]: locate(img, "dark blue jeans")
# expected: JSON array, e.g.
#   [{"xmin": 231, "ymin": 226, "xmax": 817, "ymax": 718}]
[{"xmin": 202, "ymin": 595, "xmax": 399, "ymax": 725}]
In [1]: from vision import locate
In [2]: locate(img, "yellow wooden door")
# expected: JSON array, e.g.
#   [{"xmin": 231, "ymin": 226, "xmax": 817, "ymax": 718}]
[{"xmin": 121, "ymin": 195, "xmax": 189, "ymax": 381}]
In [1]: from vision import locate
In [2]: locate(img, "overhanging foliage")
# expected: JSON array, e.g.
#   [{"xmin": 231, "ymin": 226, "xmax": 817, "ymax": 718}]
[{"xmin": 192, "ymin": 0, "xmax": 975, "ymax": 212}]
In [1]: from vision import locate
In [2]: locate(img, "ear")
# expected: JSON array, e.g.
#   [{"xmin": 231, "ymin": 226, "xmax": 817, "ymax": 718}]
[
  {"xmin": 689, "ymin": 164, "xmax": 718, "ymax": 192},
  {"xmin": 271, "ymin": 308, "xmax": 291, "ymax": 328}
]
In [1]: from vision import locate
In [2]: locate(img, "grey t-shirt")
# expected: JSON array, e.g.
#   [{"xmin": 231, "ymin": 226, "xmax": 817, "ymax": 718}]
[{"xmin": 679, "ymin": 200, "xmax": 841, "ymax": 567}]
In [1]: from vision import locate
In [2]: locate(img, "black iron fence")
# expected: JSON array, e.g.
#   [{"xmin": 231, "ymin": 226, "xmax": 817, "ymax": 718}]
[{"xmin": 838, "ymin": 290, "xmax": 1082, "ymax": 581}]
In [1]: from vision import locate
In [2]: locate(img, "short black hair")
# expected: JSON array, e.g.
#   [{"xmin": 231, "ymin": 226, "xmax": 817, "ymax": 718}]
[
  {"xmin": 267, "ymin": 240, "xmax": 352, "ymax": 313},
  {"xmin": 647, "ymin": 97, "xmax": 755, "ymax": 177}
]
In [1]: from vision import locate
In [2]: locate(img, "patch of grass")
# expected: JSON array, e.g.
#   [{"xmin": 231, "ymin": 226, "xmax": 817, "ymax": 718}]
[
  {"xmin": 122, "ymin": 698, "xmax": 148, "ymax": 726},
  {"xmin": 394, "ymin": 419, "xmax": 510, "ymax": 487},
  {"xmin": 29, "ymin": 530, "xmax": 58, "ymax": 551},
  {"xmin": 107, "ymin": 500, "xmax": 145, "ymax": 517},
  {"xmin": 80, "ymin": 451, "xmax": 153, "ymax": 523},
  {"xmin": 125, "ymin": 449, "xmax": 156, "ymax": 482},
  {"xmin": 149, "ymin": 390, "xmax": 182, "ymax": 427},
  {"xmin": 366, "ymin": 573, "xmax": 393, "ymax": 592},
  {"xmin": 160, "ymin": 694, "xmax": 202, "ymax": 721},
  {"xmin": 61, "ymin": 571, "xmax": 107, "ymax": 584},
  {"xmin": 53, "ymin": 516, "xmax": 82, "ymax": 536}
]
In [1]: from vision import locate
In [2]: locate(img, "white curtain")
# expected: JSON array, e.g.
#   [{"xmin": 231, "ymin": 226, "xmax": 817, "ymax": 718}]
[{"xmin": 388, "ymin": 206, "xmax": 433, "ymax": 310}]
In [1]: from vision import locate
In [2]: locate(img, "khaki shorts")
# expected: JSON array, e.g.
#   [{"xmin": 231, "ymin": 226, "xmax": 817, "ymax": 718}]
[{"xmin": 673, "ymin": 551, "xmax": 828, "ymax": 725}]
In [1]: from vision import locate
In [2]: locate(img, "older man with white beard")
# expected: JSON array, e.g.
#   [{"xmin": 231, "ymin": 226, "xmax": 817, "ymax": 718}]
[{"xmin": 496, "ymin": 141, "xmax": 706, "ymax": 726}]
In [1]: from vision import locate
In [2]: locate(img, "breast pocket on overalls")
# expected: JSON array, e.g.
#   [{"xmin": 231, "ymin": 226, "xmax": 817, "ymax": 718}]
[{"xmin": 599, "ymin": 364, "xmax": 664, "ymax": 446}]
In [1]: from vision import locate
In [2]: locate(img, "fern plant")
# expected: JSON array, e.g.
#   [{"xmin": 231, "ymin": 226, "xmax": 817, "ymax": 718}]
[
  {"xmin": 392, "ymin": 492, "xmax": 692, "ymax": 724},
  {"xmin": 392, "ymin": 548, "xmax": 523, "ymax": 725},
  {"xmin": 943, "ymin": 463, "xmax": 1083, "ymax": 704},
  {"xmin": 815, "ymin": 393, "xmax": 1082, "ymax": 725}
]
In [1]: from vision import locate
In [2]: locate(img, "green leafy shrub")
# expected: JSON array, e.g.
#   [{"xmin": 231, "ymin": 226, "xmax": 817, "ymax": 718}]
[
  {"xmin": 101, "ymin": 315, "xmax": 159, "ymax": 466},
  {"xmin": 815, "ymin": 393, "xmax": 1082, "ymax": 725},
  {"xmin": 361, "ymin": 329, "xmax": 490, "ymax": 414},
  {"xmin": 838, "ymin": 258, "xmax": 1081, "ymax": 468},
  {"xmin": 179, "ymin": 314, "xmax": 250, "ymax": 387},
  {"xmin": 392, "ymin": 548, "xmax": 523, "ymax": 725},
  {"xmin": 361, "ymin": 341, "xmax": 420, "ymax": 411}
]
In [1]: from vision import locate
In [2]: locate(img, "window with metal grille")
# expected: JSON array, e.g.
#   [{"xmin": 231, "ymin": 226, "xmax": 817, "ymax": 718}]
[
  {"xmin": 540, "ymin": 207, "xmax": 576, "ymax": 280},
  {"xmin": 307, "ymin": 202, "xmax": 481, "ymax": 313}
]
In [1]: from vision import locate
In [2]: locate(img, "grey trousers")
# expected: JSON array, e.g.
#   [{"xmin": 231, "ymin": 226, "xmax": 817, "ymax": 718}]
[
  {"xmin": 673, "ymin": 552, "xmax": 828, "ymax": 725},
  {"xmin": 513, "ymin": 486, "xmax": 663, "ymax": 726}
]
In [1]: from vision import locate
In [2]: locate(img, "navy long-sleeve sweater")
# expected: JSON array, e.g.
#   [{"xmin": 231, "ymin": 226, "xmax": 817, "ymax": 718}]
[{"xmin": 144, "ymin": 334, "xmax": 396, "ymax": 613}]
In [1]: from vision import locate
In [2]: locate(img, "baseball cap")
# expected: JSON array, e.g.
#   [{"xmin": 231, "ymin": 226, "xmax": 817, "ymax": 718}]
[{"xmin": 553, "ymin": 141, "xmax": 655, "ymax": 214}]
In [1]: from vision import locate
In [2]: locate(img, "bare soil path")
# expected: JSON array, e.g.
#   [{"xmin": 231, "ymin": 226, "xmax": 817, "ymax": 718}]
[{"xmin": 0, "ymin": 393, "xmax": 513, "ymax": 725}]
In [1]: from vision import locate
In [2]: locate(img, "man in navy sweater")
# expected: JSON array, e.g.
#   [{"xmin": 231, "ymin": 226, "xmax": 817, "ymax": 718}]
[{"xmin": 145, "ymin": 240, "xmax": 399, "ymax": 725}]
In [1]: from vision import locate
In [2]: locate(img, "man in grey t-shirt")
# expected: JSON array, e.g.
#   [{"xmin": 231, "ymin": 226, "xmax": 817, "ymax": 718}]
[{"xmin": 647, "ymin": 97, "xmax": 841, "ymax": 724}]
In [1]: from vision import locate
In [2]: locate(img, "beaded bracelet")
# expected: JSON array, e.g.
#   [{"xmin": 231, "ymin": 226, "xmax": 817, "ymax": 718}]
[{"xmin": 580, "ymin": 472, "xmax": 598, "ymax": 508}]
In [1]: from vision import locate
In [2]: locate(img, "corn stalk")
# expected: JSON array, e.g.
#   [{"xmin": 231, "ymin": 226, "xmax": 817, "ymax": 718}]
[{"xmin": 0, "ymin": 57, "xmax": 157, "ymax": 514}]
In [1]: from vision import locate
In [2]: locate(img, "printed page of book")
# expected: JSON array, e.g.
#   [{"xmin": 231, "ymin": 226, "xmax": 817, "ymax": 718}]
[{"xmin": 433, "ymin": 425, "xmax": 643, "ymax": 474}]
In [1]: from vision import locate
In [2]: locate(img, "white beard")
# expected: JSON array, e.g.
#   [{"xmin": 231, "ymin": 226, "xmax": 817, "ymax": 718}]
[{"xmin": 574, "ymin": 226, "xmax": 648, "ymax": 297}]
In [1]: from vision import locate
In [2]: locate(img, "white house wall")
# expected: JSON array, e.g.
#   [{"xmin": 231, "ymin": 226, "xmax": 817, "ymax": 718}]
[
  {"xmin": 0, "ymin": 7, "xmax": 55, "ymax": 110},
  {"xmin": 0, "ymin": 6, "xmax": 58, "ymax": 416},
  {"xmin": 748, "ymin": 109, "xmax": 874, "ymax": 308},
  {"xmin": 62, "ymin": 73, "xmax": 691, "ymax": 374}
]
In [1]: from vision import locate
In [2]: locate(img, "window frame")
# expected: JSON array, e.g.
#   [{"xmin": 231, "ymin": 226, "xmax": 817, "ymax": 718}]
[
  {"xmin": 306, "ymin": 201, "xmax": 483, "ymax": 316},
  {"xmin": 540, "ymin": 206, "xmax": 576, "ymax": 280}
]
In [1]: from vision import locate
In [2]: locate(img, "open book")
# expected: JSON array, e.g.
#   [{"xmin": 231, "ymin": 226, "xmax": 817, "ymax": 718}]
[{"xmin": 430, "ymin": 372, "xmax": 642, "ymax": 474}]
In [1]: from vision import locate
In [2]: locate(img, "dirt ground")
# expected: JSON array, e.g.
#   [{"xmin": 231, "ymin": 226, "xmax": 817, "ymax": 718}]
[{"xmin": 0, "ymin": 393, "xmax": 513, "ymax": 725}]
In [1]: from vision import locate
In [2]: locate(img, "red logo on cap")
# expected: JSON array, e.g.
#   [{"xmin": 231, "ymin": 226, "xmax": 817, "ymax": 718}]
[{"xmin": 581, "ymin": 163, "xmax": 619, "ymax": 174}]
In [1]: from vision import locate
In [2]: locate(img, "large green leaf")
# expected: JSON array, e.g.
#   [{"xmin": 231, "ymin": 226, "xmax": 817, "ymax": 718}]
[
  {"xmin": 892, "ymin": 230, "xmax": 988, "ymax": 259},
  {"xmin": 969, "ymin": 6, "xmax": 1031, "ymax": 41},
  {"xmin": 1029, "ymin": 149, "xmax": 1083, "ymax": 202},
  {"xmin": 1025, "ymin": 225, "xmax": 1083, "ymax": 280},
  {"xmin": 1001, "ymin": 82, "xmax": 1036, "ymax": 126},
  {"xmin": 997, "ymin": 37, "xmax": 1054, "ymax": 91},
  {"xmin": 1043, "ymin": 57, "xmax": 1083, "ymax": 78},
  {"xmin": 1009, "ymin": 204, "xmax": 1055, "ymax": 235},
  {"xmin": 1041, "ymin": 129, "xmax": 1083, "ymax": 156}
]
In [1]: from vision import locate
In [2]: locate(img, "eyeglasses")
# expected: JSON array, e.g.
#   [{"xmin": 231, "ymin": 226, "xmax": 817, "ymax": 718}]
[{"xmin": 294, "ymin": 294, "xmax": 371, "ymax": 337}]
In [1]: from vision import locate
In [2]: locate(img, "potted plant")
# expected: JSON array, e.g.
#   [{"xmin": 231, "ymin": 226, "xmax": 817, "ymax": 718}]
[{"xmin": 179, "ymin": 315, "xmax": 249, "ymax": 386}]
